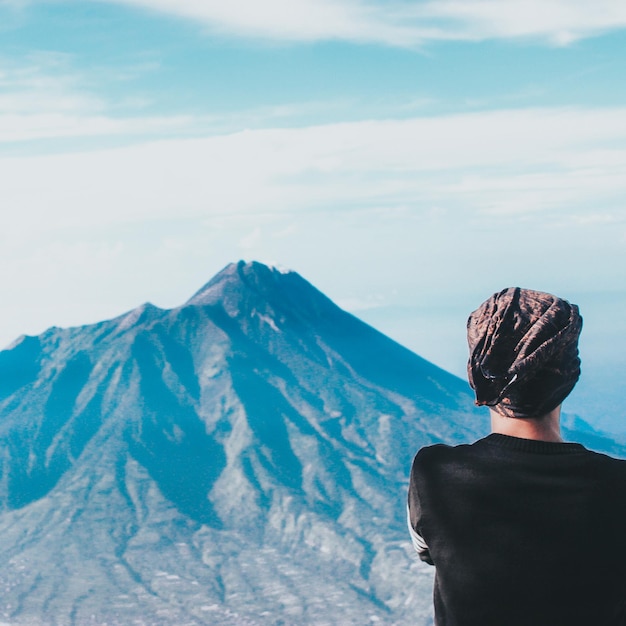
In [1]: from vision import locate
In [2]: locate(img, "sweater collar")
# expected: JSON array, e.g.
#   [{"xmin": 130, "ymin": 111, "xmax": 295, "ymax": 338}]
[{"xmin": 481, "ymin": 433, "xmax": 586, "ymax": 454}]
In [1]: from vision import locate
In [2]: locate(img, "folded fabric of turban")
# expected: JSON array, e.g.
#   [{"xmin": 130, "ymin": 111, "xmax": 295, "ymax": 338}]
[{"xmin": 467, "ymin": 287, "xmax": 583, "ymax": 419}]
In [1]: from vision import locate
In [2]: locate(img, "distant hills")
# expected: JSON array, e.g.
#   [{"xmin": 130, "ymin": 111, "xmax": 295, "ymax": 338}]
[{"xmin": 0, "ymin": 260, "xmax": 621, "ymax": 625}]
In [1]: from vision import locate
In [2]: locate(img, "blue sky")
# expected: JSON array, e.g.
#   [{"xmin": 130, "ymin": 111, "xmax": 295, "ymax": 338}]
[{"xmin": 1, "ymin": 0, "xmax": 626, "ymax": 432}]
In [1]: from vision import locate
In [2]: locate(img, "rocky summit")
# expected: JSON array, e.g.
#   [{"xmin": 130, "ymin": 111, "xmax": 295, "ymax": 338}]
[{"xmin": 0, "ymin": 261, "xmax": 617, "ymax": 626}]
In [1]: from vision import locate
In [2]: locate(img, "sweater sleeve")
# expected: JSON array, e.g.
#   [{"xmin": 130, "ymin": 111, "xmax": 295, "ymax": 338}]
[
  {"xmin": 406, "ymin": 505, "xmax": 433, "ymax": 564},
  {"xmin": 407, "ymin": 453, "xmax": 434, "ymax": 566}
]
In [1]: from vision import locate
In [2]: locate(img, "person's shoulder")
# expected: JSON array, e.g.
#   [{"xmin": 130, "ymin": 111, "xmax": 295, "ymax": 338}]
[
  {"xmin": 414, "ymin": 441, "xmax": 451, "ymax": 460},
  {"xmin": 581, "ymin": 446, "xmax": 626, "ymax": 471},
  {"xmin": 412, "ymin": 440, "xmax": 475, "ymax": 470},
  {"xmin": 566, "ymin": 445, "xmax": 626, "ymax": 489}
]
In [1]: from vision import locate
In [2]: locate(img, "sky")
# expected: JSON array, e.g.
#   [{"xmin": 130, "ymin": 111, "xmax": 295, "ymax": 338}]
[{"xmin": 1, "ymin": 0, "xmax": 626, "ymax": 433}]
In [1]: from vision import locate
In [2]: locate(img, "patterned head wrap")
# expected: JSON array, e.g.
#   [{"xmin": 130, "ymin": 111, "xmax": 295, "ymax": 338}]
[{"xmin": 467, "ymin": 287, "xmax": 582, "ymax": 418}]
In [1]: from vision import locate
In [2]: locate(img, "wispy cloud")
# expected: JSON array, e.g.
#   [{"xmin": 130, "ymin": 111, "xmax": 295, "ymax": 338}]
[
  {"xmin": 0, "ymin": 53, "xmax": 98, "ymax": 113},
  {"xmin": 105, "ymin": 0, "xmax": 414, "ymax": 45},
  {"xmin": 102, "ymin": 0, "xmax": 626, "ymax": 46},
  {"xmin": 0, "ymin": 113, "xmax": 200, "ymax": 143},
  {"xmin": 414, "ymin": 0, "xmax": 626, "ymax": 45},
  {"xmin": 0, "ymin": 57, "xmax": 375, "ymax": 146},
  {"xmin": 0, "ymin": 57, "xmax": 200, "ymax": 144},
  {"xmin": 2, "ymin": 106, "xmax": 626, "ymax": 231}
]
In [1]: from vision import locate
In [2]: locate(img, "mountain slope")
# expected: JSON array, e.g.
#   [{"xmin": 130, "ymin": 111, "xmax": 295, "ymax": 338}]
[{"xmin": 0, "ymin": 260, "xmax": 610, "ymax": 625}]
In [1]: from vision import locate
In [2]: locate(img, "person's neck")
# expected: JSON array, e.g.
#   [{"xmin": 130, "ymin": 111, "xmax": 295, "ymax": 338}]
[{"xmin": 490, "ymin": 405, "xmax": 563, "ymax": 442}]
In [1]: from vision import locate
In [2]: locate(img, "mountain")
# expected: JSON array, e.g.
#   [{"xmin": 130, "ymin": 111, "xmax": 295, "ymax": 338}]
[{"xmin": 0, "ymin": 261, "xmax": 620, "ymax": 626}]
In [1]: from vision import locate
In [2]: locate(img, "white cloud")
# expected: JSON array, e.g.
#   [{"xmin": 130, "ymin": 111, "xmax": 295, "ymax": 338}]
[
  {"xmin": 102, "ymin": 0, "xmax": 626, "ymax": 46},
  {"xmin": 0, "ymin": 112, "xmax": 198, "ymax": 142},
  {"xmin": 2, "ymin": 106, "xmax": 626, "ymax": 233},
  {"xmin": 104, "ymin": 0, "xmax": 417, "ymax": 45},
  {"xmin": 415, "ymin": 0, "xmax": 626, "ymax": 44},
  {"xmin": 0, "ymin": 56, "xmax": 200, "ymax": 143},
  {"xmin": 0, "ymin": 54, "xmax": 97, "ymax": 112},
  {"xmin": 0, "ymin": 59, "xmax": 370, "ymax": 145}
]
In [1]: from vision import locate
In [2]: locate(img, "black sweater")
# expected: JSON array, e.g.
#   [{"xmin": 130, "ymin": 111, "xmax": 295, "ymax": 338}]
[{"xmin": 408, "ymin": 434, "xmax": 626, "ymax": 626}]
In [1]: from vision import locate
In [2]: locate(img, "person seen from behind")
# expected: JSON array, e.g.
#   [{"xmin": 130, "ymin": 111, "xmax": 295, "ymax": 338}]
[{"xmin": 407, "ymin": 287, "xmax": 626, "ymax": 626}]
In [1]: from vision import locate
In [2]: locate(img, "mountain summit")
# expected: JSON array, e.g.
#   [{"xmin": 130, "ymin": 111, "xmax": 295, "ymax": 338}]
[
  {"xmin": 0, "ymin": 262, "xmax": 497, "ymax": 624},
  {"xmin": 186, "ymin": 261, "xmax": 328, "ymax": 314}
]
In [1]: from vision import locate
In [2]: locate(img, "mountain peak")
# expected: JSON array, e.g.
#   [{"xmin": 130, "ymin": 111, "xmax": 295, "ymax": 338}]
[
  {"xmin": 184, "ymin": 260, "xmax": 338, "ymax": 324},
  {"xmin": 186, "ymin": 261, "xmax": 293, "ymax": 306}
]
